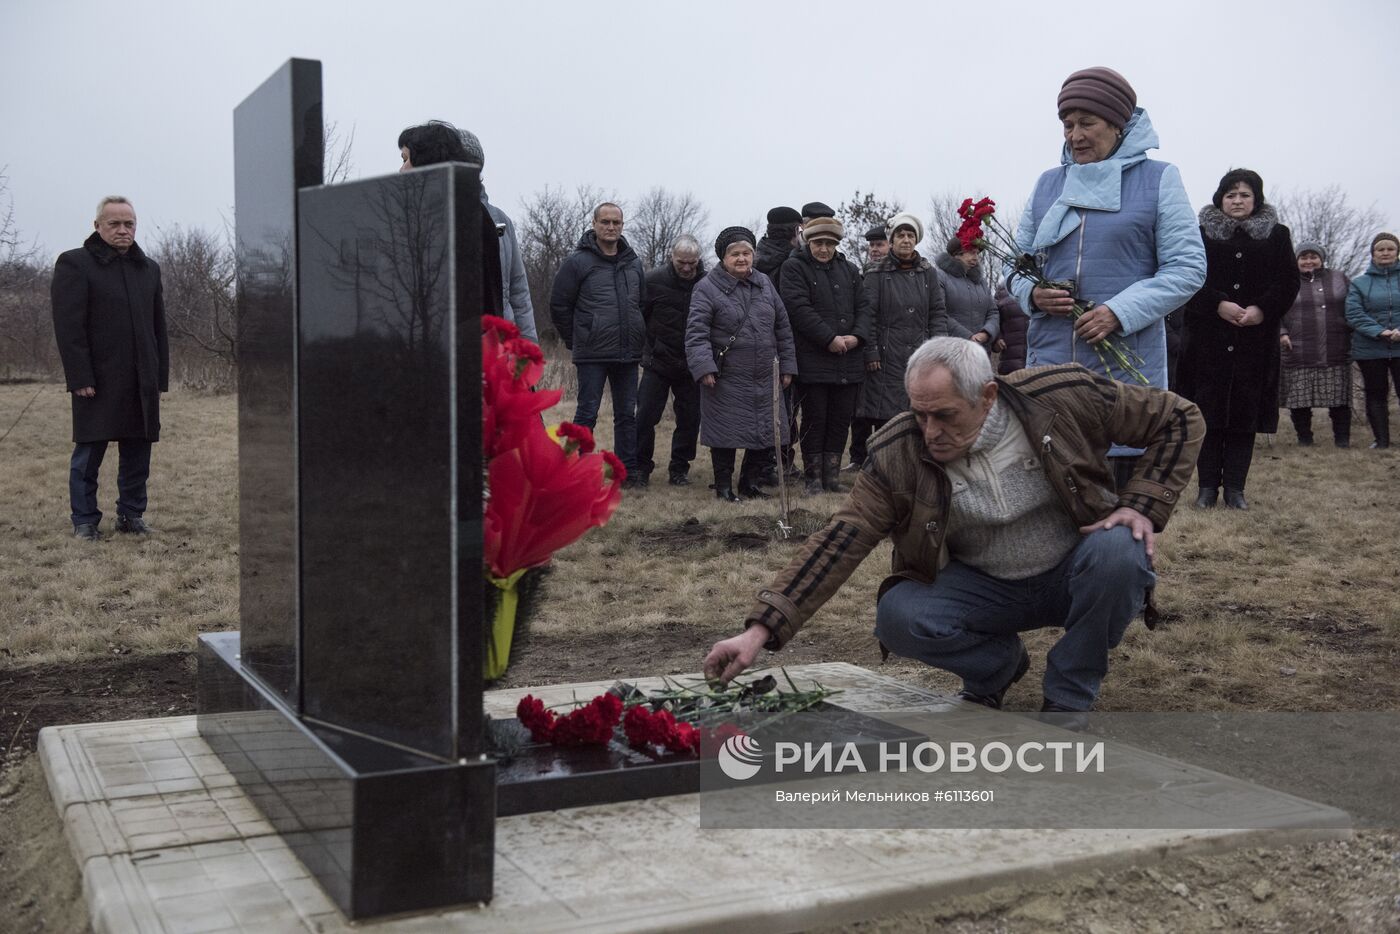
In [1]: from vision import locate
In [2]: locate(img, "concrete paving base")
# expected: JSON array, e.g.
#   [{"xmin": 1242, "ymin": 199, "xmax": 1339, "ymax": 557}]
[{"xmin": 40, "ymin": 663, "xmax": 1349, "ymax": 933}]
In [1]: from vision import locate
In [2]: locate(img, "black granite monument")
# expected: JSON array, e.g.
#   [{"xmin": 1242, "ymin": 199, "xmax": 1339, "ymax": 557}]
[{"xmin": 197, "ymin": 59, "xmax": 494, "ymax": 919}]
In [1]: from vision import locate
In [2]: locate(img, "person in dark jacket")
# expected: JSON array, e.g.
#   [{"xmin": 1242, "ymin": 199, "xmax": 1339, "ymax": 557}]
[
  {"xmin": 781, "ymin": 216, "xmax": 872, "ymax": 494},
  {"xmin": 862, "ymin": 224, "xmax": 890, "ymax": 273},
  {"xmin": 853, "ymin": 213, "xmax": 947, "ymax": 456},
  {"xmin": 51, "ymin": 197, "xmax": 169, "ymax": 541},
  {"xmin": 549, "ymin": 203, "xmax": 646, "ymax": 482},
  {"xmin": 936, "ymin": 239, "xmax": 1000, "ymax": 347},
  {"xmin": 755, "ymin": 205, "xmax": 802, "ymax": 290},
  {"xmin": 636, "ymin": 235, "xmax": 704, "ymax": 486},
  {"xmin": 1280, "ymin": 241, "xmax": 1352, "ymax": 447},
  {"xmin": 994, "ymin": 284, "xmax": 1028, "ymax": 374},
  {"xmin": 1345, "ymin": 232, "xmax": 1400, "ymax": 448},
  {"xmin": 686, "ymin": 227, "xmax": 798, "ymax": 501},
  {"xmin": 1178, "ymin": 169, "xmax": 1299, "ymax": 509}
]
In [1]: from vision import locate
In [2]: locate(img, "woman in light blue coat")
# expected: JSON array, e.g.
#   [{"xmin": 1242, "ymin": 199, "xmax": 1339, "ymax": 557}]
[
  {"xmin": 1345, "ymin": 232, "xmax": 1400, "ymax": 448},
  {"xmin": 1008, "ymin": 67, "xmax": 1205, "ymax": 488}
]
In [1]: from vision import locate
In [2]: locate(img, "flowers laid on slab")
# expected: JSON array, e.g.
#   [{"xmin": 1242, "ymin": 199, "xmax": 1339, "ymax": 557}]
[
  {"xmin": 954, "ymin": 197, "xmax": 1148, "ymax": 384},
  {"xmin": 482, "ymin": 316, "xmax": 625, "ymax": 680},
  {"xmin": 513, "ymin": 670, "xmax": 839, "ymax": 757}
]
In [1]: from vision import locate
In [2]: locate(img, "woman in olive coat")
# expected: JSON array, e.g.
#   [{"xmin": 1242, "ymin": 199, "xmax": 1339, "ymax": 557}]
[{"xmin": 1178, "ymin": 169, "xmax": 1299, "ymax": 509}]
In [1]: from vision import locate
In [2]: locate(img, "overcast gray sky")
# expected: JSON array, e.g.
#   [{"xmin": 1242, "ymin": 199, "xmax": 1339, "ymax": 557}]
[{"xmin": 2, "ymin": 0, "xmax": 1395, "ymax": 263}]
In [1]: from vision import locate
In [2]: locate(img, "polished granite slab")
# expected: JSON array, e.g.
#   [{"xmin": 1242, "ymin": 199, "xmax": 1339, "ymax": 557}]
[{"xmin": 45, "ymin": 664, "xmax": 1350, "ymax": 934}]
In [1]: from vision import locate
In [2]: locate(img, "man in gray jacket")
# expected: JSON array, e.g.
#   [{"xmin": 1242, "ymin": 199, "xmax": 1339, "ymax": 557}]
[{"xmin": 549, "ymin": 203, "xmax": 646, "ymax": 481}]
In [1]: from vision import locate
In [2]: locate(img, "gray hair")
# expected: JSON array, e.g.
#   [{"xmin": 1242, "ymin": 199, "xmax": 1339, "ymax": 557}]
[
  {"xmin": 671, "ymin": 234, "xmax": 702, "ymax": 257},
  {"xmin": 904, "ymin": 337, "xmax": 994, "ymax": 404},
  {"xmin": 95, "ymin": 195, "xmax": 133, "ymax": 219}
]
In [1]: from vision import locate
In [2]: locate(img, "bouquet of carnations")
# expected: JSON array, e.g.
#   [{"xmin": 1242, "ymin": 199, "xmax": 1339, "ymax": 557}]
[
  {"xmin": 955, "ymin": 197, "xmax": 1147, "ymax": 383},
  {"xmin": 482, "ymin": 315, "xmax": 625, "ymax": 680}
]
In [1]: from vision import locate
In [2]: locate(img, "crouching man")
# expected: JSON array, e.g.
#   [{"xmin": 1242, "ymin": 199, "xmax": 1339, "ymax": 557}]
[{"xmin": 704, "ymin": 337, "xmax": 1203, "ymax": 712}]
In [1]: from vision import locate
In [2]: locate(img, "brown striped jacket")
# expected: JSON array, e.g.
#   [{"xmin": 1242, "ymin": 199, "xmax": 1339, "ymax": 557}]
[{"xmin": 745, "ymin": 364, "xmax": 1204, "ymax": 649}]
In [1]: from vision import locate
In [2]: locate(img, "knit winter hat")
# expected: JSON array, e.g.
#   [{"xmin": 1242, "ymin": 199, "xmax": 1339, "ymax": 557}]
[
  {"xmin": 766, "ymin": 205, "xmax": 802, "ymax": 225},
  {"xmin": 801, "ymin": 201, "xmax": 836, "ymax": 219},
  {"xmin": 803, "ymin": 216, "xmax": 844, "ymax": 243},
  {"xmin": 886, "ymin": 212, "xmax": 923, "ymax": 245},
  {"xmin": 1057, "ymin": 66, "xmax": 1136, "ymax": 127},
  {"xmin": 457, "ymin": 128, "xmax": 484, "ymax": 166},
  {"xmin": 1372, "ymin": 232, "xmax": 1399, "ymax": 252},
  {"xmin": 1295, "ymin": 240, "xmax": 1326, "ymax": 262},
  {"xmin": 714, "ymin": 226, "xmax": 756, "ymax": 259},
  {"xmin": 864, "ymin": 223, "xmax": 889, "ymax": 242}
]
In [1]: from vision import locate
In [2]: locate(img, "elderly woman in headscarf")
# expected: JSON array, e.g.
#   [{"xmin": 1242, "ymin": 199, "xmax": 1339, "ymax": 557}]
[
  {"xmin": 1279, "ymin": 241, "xmax": 1352, "ymax": 447},
  {"xmin": 936, "ymin": 238, "xmax": 1000, "ymax": 348},
  {"xmin": 1009, "ymin": 66, "xmax": 1205, "ymax": 491},
  {"xmin": 853, "ymin": 213, "xmax": 948, "ymax": 449},
  {"xmin": 1178, "ymin": 169, "xmax": 1299, "ymax": 509},
  {"xmin": 685, "ymin": 227, "xmax": 798, "ymax": 501}
]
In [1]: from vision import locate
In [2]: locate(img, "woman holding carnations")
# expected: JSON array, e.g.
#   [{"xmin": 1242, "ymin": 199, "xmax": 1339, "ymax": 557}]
[
  {"xmin": 685, "ymin": 227, "xmax": 798, "ymax": 502},
  {"xmin": 780, "ymin": 216, "xmax": 873, "ymax": 494},
  {"xmin": 1178, "ymin": 169, "xmax": 1299, "ymax": 510},
  {"xmin": 1008, "ymin": 66, "xmax": 1205, "ymax": 490},
  {"xmin": 1279, "ymin": 241, "xmax": 1352, "ymax": 447},
  {"xmin": 1346, "ymin": 232, "xmax": 1400, "ymax": 449},
  {"xmin": 854, "ymin": 213, "xmax": 947, "ymax": 442}
]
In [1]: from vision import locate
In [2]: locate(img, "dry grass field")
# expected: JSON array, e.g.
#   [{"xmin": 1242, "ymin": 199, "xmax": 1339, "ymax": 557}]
[
  {"xmin": 1, "ymin": 376, "xmax": 1398, "ymax": 712},
  {"xmin": 3, "ymin": 376, "xmax": 1400, "ymax": 932}
]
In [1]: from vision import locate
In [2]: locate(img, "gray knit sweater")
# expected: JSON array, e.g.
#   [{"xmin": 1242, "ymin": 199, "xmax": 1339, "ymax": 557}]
[{"xmin": 943, "ymin": 401, "xmax": 1082, "ymax": 579}]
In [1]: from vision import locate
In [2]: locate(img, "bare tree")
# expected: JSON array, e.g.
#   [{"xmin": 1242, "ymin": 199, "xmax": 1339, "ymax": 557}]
[
  {"xmin": 151, "ymin": 225, "xmax": 238, "ymax": 388},
  {"xmin": 323, "ymin": 120, "xmax": 357, "ymax": 185},
  {"xmin": 517, "ymin": 183, "xmax": 617, "ymax": 342},
  {"xmin": 1274, "ymin": 185, "xmax": 1388, "ymax": 280},
  {"xmin": 625, "ymin": 187, "xmax": 710, "ymax": 270},
  {"xmin": 835, "ymin": 190, "xmax": 902, "ymax": 265},
  {"xmin": 0, "ymin": 169, "xmax": 56, "ymax": 378}
]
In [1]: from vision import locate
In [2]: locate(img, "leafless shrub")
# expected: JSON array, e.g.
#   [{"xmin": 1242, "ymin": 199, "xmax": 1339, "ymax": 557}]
[
  {"xmin": 1275, "ymin": 185, "xmax": 1388, "ymax": 280},
  {"xmin": 626, "ymin": 187, "xmax": 709, "ymax": 270}
]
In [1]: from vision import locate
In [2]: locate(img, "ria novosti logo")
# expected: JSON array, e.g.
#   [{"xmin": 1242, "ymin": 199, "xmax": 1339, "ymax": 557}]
[{"xmin": 717, "ymin": 734, "xmax": 764, "ymax": 780}]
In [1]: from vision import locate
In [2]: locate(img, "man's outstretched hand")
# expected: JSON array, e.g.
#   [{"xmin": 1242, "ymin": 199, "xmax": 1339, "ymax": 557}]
[{"xmin": 703, "ymin": 625, "xmax": 770, "ymax": 685}]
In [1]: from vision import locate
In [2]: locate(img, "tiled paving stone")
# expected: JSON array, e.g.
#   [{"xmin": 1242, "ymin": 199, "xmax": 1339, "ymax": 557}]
[{"xmin": 41, "ymin": 663, "xmax": 1351, "ymax": 933}]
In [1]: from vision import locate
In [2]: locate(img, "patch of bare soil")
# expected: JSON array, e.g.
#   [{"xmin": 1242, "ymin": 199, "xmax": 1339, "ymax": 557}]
[
  {"xmin": 637, "ymin": 508, "xmax": 830, "ymax": 554},
  {"xmin": 0, "ymin": 652, "xmax": 196, "ymax": 766},
  {"xmin": 0, "ymin": 757, "xmax": 89, "ymax": 933},
  {"xmin": 820, "ymin": 832, "xmax": 1400, "ymax": 933}
]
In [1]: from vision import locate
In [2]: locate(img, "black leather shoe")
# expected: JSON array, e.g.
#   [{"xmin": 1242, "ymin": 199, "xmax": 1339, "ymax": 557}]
[
  {"xmin": 1222, "ymin": 488, "xmax": 1248, "ymax": 510},
  {"xmin": 715, "ymin": 487, "xmax": 741, "ymax": 503},
  {"xmin": 74, "ymin": 523, "xmax": 101, "ymax": 542},
  {"xmin": 115, "ymin": 515, "xmax": 151, "ymax": 535},
  {"xmin": 668, "ymin": 472, "xmax": 691, "ymax": 486},
  {"xmin": 957, "ymin": 645, "xmax": 1031, "ymax": 710},
  {"xmin": 1039, "ymin": 698, "xmax": 1091, "ymax": 731},
  {"xmin": 1194, "ymin": 488, "xmax": 1218, "ymax": 509},
  {"xmin": 737, "ymin": 484, "xmax": 771, "ymax": 499}
]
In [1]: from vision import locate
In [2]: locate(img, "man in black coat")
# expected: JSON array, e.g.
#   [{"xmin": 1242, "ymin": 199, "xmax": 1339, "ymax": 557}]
[
  {"xmin": 549, "ymin": 202, "xmax": 646, "ymax": 483},
  {"xmin": 51, "ymin": 197, "xmax": 169, "ymax": 541},
  {"xmin": 636, "ymin": 236, "xmax": 704, "ymax": 486}
]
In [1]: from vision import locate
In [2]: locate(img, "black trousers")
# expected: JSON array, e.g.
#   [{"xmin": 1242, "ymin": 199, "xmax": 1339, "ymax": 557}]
[
  {"xmin": 848, "ymin": 416, "xmax": 885, "ymax": 466},
  {"xmin": 710, "ymin": 448, "xmax": 765, "ymax": 489},
  {"xmin": 1289, "ymin": 406, "xmax": 1350, "ymax": 445},
  {"xmin": 1196, "ymin": 428, "xmax": 1256, "ymax": 492},
  {"xmin": 793, "ymin": 382, "xmax": 859, "ymax": 467},
  {"xmin": 1358, "ymin": 358, "xmax": 1400, "ymax": 447},
  {"xmin": 635, "ymin": 367, "xmax": 700, "ymax": 477}
]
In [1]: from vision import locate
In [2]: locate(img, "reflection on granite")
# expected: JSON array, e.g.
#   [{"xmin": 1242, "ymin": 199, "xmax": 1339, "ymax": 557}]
[{"xmin": 234, "ymin": 58, "xmax": 323, "ymax": 704}]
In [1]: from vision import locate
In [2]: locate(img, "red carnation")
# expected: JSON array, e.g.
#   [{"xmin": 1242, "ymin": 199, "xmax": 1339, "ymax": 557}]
[
  {"xmin": 623, "ymin": 705, "xmax": 677, "ymax": 749},
  {"xmin": 482, "ymin": 315, "xmax": 520, "ymax": 341},
  {"xmin": 549, "ymin": 693, "xmax": 623, "ymax": 746},
  {"xmin": 958, "ymin": 197, "xmax": 974, "ymax": 218},
  {"xmin": 671, "ymin": 721, "xmax": 701, "ymax": 755},
  {"xmin": 556, "ymin": 422, "xmax": 596, "ymax": 454},
  {"xmin": 602, "ymin": 450, "xmax": 628, "ymax": 485},
  {"xmin": 516, "ymin": 695, "xmax": 557, "ymax": 743}
]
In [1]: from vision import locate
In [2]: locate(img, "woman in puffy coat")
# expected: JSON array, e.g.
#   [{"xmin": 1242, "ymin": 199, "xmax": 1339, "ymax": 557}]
[
  {"xmin": 1345, "ymin": 232, "xmax": 1400, "ymax": 449},
  {"xmin": 1008, "ymin": 66, "xmax": 1205, "ymax": 491},
  {"xmin": 1178, "ymin": 168, "xmax": 1299, "ymax": 510},
  {"xmin": 780, "ymin": 216, "xmax": 872, "ymax": 494},
  {"xmin": 1279, "ymin": 241, "xmax": 1352, "ymax": 447},
  {"xmin": 855, "ymin": 213, "xmax": 947, "ymax": 438},
  {"xmin": 994, "ymin": 285, "xmax": 1028, "ymax": 374},
  {"xmin": 935, "ymin": 239, "xmax": 999, "ymax": 347},
  {"xmin": 686, "ymin": 227, "xmax": 798, "ymax": 501}
]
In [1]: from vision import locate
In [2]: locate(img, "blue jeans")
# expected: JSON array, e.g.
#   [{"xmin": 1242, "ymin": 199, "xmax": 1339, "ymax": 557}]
[
  {"xmin": 69, "ymin": 440, "xmax": 152, "ymax": 527},
  {"xmin": 874, "ymin": 526, "xmax": 1156, "ymax": 709},
  {"xmin": 573, "ymin": 362, "xmax": 639, "ymax": 472}
]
